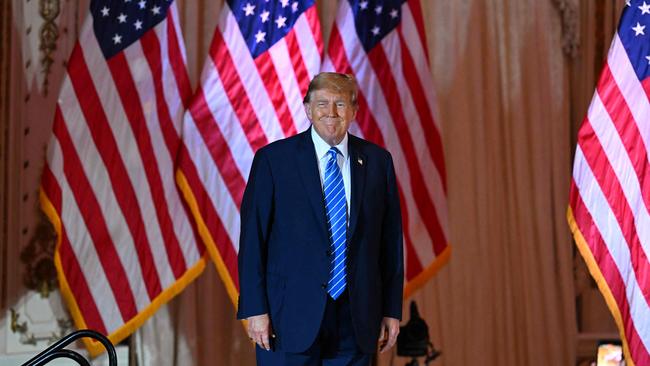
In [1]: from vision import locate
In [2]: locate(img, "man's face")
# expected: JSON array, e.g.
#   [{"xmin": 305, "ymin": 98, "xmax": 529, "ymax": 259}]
[{"xmin": 304, "ymin": 88, "xmax": 357, "ymax": 146}]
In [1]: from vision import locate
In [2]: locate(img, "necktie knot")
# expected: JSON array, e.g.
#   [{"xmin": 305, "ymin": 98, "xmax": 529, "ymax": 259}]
[{"xmin": 327, "ymin": 147, "xmax": 340, "ymax": 162}]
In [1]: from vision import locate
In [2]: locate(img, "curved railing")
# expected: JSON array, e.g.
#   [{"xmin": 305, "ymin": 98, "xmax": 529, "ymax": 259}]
[{"xmin": 21, "ymin": 330, "xmax": 116, "ymax": 366}]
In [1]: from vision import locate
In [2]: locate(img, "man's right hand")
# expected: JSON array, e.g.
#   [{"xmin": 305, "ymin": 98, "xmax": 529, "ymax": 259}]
[{"xmin": 246, "ymin": 313, "xmax": 273, "ymax": 351}]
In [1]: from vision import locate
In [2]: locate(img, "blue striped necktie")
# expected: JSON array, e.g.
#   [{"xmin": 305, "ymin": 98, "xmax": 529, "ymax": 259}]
[{"xmin": 324, "ymin": 147, "xmax": 347, "ymax": 300}]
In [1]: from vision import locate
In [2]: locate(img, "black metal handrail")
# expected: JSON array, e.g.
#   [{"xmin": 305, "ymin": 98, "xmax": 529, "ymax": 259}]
[{"xmin": 21, "ymin": 329, "xmax": 117, "ymax": 366}]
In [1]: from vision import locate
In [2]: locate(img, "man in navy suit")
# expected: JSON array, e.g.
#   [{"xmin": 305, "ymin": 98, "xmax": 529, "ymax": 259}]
[{"xmin": 237, "ymin": 72, "xmax": 404, "ymax": 365}]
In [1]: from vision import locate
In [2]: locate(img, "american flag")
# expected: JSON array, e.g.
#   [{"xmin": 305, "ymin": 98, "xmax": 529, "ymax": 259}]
[
  {"xmin": 322, "ymin": 0, "xmax": 449, "ymax": 296},
  {"xmin": 568, "ymin": 1, "xmax": 650, "ymax": 365},
  {"xmin": 176, "ymin": 0, "xmax": 322, "ymax": 302},
  {"xmin": 40, "ymin": 0, "xmax": 205, "ymax": 355}
]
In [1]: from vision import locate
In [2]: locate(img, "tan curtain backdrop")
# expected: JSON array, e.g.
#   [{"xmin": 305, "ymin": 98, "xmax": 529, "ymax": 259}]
[
  {"xmin": 0, "ymin": 0, "xmax": 627, "ymax": 365},
  {"xmin": 406, "ymin": 1, "xmax": 577, "ymax": 364}
]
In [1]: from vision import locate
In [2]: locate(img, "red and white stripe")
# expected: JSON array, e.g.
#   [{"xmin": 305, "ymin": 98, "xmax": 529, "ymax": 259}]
[
  {"xmin": 41, "ymin": 3, "xmax": 203, "ymax": 346},
  {"xmin": 178, "ymin": 2, "xmax": 322, "ymax": 296},
  {"xmin": 569, "ymin": 32, "xmax": 650, "ymax": 365},
  {"xmin": 323, "ymin": 0, "xmax": 449, "ymax": 288}
]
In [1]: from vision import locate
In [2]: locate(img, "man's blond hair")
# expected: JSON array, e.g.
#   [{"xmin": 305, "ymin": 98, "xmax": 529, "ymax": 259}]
[{"xmin": 303, "ymin": 72, "xmax": 358, "ymax": 106}]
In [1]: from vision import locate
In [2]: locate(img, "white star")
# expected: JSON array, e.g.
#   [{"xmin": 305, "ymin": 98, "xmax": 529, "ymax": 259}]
[
  {"xmin": 280, "ymin": 0, "xmax": 289, "ymax": 7},
  {"xmin": 255, "ymin": 30, "xmax": 266, "ymax": 43},
  {"xmin": 375, "ymin": 5, "xmax": 383, "ymax": 14},
  {"xmin": 292, "ymin": 1, "xmax": 299, "ymax": 12},
  {"xmin": 112, "ymin": 34, "xmax": 122, "ymax": 44},
  {"xmin": 390, "ymin": 9, "xmax": 398, "ymax": 18},
  {"xmin": 626, "ymin": 0, "xmax": 632, "ymax": 6},
  {"xmin": 640, "ymin": 1, "xmax": 650, "ymax": 14},
  {"xmin": 151, "ymin": 5, "xmax": 161, "ymax": 15},
  {"xmin": 633, "ymin": 22, "xmax": 646, "ymax": 35},
  {"xmin": 371, "ymin": 25, "xmax": 380, "ymax": 35},
  {"xmin": 243, "ymin": 2, "xmax": 256, "ymax": 16},
  {"xmin": 260, "ymin": 10, "xmax": 270, "ymax": 23},
  {"xmin": 646, "ymin": 55, "xmax": 650, "ymax": 64},
  {"xmin": 100, "ymin": 6, "xmax": 110, "ymax": 16},
  {"xmin": 359, "ymin": 1, "xmax": 368, "ymax": 10},
  {"xmin": 275, "ymin": 15, "xmax": 287, "ymax": 29},
  {"xmin": 138, "ymin": 0, "xmax": 146, "ymax": 9},
  {"xmin": 117, "ymin": 13, "xmax": 127, "ymax": 23},
  {"xmin": 134, "ymin": 19, "xmax": 143, "ymax": 30}
]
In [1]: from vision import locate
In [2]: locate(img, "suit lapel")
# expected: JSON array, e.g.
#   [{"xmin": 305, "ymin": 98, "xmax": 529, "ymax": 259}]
[
  {"xmin": 296, "ymin": 130, "xmax": 329, "ymax": 242},
  {"xmin": 348, "ymin": 135, "xmax": 366, "ymax": 240}
]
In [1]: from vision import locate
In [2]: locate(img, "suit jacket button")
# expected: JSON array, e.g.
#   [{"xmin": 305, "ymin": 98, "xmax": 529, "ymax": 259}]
[{"xmin": 321, "ymin": 283, "xmax": 327, "ymax": 289}]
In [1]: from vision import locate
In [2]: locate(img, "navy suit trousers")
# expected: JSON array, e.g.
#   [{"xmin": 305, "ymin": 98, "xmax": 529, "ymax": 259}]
[{"xmin": 256, "ymin": 291, "xmax": 371, "ymax": 366}]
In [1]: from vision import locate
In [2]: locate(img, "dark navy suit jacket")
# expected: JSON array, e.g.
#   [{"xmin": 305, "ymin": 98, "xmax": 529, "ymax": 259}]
[{"xmin": 236, "ymin": 128, "xmax": 404, "ymax": 354}]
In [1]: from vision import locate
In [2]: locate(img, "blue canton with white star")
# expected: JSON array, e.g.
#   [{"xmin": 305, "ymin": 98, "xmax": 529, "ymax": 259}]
[
  {"xmin": 91, "ymin": 0, "xmax": 172, "ymax": 59},
  {"xmin": 619, "ymin": 0, "xmax": 650, "ymax": 81},
  {"xmin": 228, "ymin": 0, "xmax": 314, "ymax": 59},
  {"xmin": 349, "ymin": 0, "xmax": 406, "ymax": 52}
]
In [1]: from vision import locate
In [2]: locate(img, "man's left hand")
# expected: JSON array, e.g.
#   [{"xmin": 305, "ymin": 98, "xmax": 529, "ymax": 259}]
[{"xmin": 378, "ymin": 317, "xmax": 400, "ymax": 353}]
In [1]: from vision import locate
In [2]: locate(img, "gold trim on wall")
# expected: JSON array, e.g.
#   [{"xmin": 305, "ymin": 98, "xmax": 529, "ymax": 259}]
[
  {"xmin": 551, "ymin": 0, "xmax": 580, "ymax": 57},
  {"xmin": 21, "ymin": 210, "xmax": 57, "ymax": 297},
  {"xmin": 38, "ymin": 0, "xmax": 61, "ymax": 96}
]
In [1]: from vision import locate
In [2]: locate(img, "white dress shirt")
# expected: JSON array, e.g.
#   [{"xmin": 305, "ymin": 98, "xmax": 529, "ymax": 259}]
[{"xmin": 311, "ymin": 127, "xmax": 351, "ymax": 217}]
